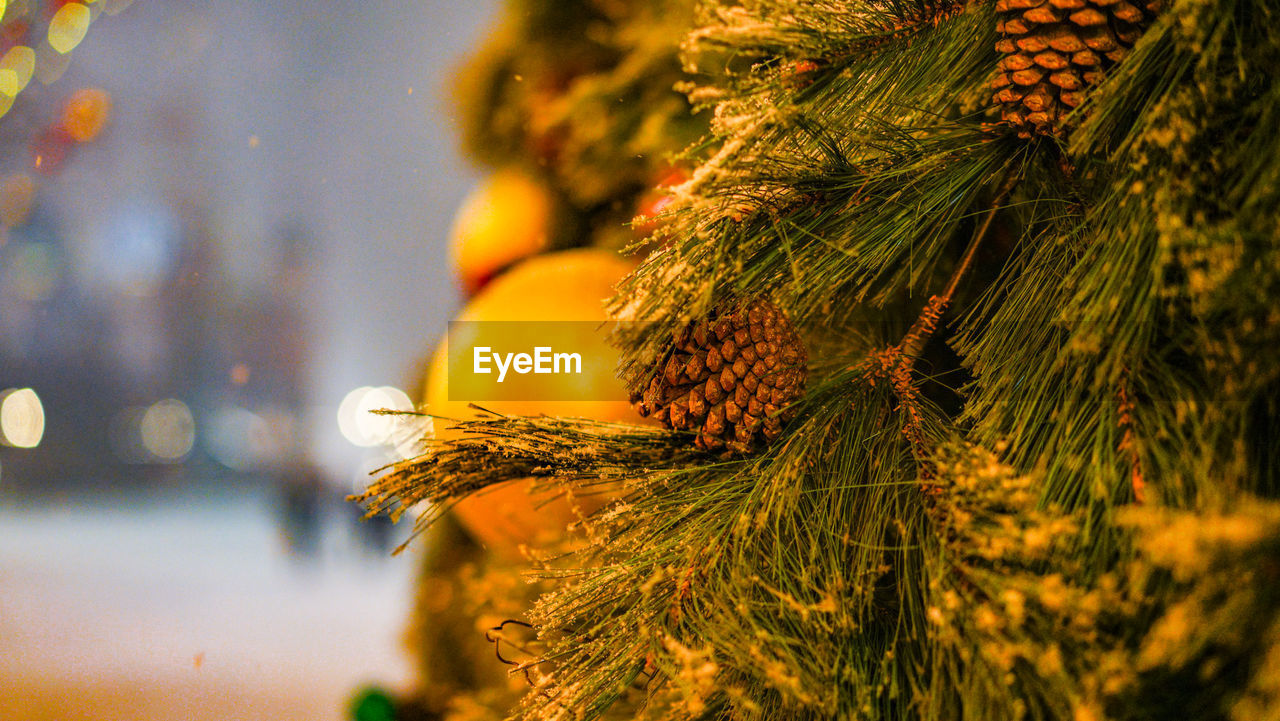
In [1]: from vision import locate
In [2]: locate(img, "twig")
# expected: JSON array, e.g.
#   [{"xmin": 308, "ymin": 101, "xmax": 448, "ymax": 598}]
[
  {"xmin": 861, "ymin": 169, "xmax": 1019, "ymax": 465},
  {"xmin": 1116, "ymin": 369, "xmax": 1146, "ymax": 504},
  {"xmin": 899, "ymin": 170, "xmax": 1019, "ymax": 370}
]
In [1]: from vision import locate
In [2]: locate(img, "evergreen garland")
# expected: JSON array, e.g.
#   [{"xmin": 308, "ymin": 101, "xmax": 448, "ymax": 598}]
[{"xmin": 356, "ymin": 0, "xmax": 1280, "ymax": 717}]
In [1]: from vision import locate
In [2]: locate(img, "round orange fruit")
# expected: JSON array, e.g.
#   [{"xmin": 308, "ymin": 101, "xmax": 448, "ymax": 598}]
[
  {"xmin": 448, "ymin": 169, "xmax": 554, "ymax": 296},
  {"xmin": 424, "ymin": 248, "xmax": 640, "ymax": 558}
]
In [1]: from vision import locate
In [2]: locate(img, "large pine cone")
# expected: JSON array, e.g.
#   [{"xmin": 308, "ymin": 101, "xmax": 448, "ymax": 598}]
[
  {"xmin": 993, "ymin": 0, "xmax": 1162, "ymax": 137},
  {"xmin": 632, "ymin": 299, "xmax": 807, "ymax": 454}
]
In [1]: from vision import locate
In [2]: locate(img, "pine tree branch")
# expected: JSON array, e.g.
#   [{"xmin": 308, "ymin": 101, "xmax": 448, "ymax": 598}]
[
  {"xmin": 900, "ymin": 169, "xmax": 1019, "ymax": 368},
  {"xmin": 857, "ymin": 169, "xmax": 1019, "ymax": 465},
  {"xmin": 350, "ymin": 410, "xmax": 699, "ymax": 550},
  {"xmin": 830, "ymin": 0, "xmax": 982, "ymax": 58}
]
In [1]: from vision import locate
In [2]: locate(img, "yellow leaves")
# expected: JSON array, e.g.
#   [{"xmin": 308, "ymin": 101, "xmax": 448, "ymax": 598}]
[
  {"xmin": 933, "ymin": 443, "xmax": 1081, "ymax": 567},
  {"xmin": 1035, "ymin": 643, "xmax": 1064, "ymax": 676},
  {"xmin": 1119, "ymin": 501, "xmax": 1280, "ymax": 581},
  {"xmin": 979, "ymin": 639, "xmax": 1019, "ymax": 673},
  {"xmin": 974, "ymin": 605, "xmax": 1002, "ymax": 634},
  {"xmin": 1135, "ymin": 599, "xmax": 1193, "ymax": 670},
  {"xmin": 746, "ymin": 641, "xmax": 817, "ymax": 708},
  {"xmin": 1037, "ymin": 573, "xmax": 1069, "ymax": 613},
  {"xmin": 661, "ymin": 635, "xmax": 720, "ymax": 716},
  {"xmin": 1230, "ymin": 626, "xmax": 1280, "ymax": 721},
  {"xmin": 1073, "ymin": 702, "xmax": 1103, "ymax": 721},
  {"xmin": 1001, "ymin": 589, "xmax": 1027, "ymax": 626},
  {"xmin": 943, "ymin": 590, "xmax": 962, "ymax": 611}
]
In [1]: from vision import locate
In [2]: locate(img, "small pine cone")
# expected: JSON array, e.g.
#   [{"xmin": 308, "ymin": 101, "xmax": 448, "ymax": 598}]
[
  {"xmin": 993, "ymin": 0, "xmax": 1162, "ymax": 137},
  {"xmin": 632, "ymin": 299, "xmax": 807, "ymax": 455}
]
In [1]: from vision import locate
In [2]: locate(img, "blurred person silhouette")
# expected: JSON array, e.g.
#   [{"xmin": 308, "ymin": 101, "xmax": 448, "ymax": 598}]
[
  {"xmin": 276, "ymin": 459, "xmax": 324, "ymax": 559},
  {"xmin": 351, "ymin": 469, "xmax": 396, "ymax": 556}
]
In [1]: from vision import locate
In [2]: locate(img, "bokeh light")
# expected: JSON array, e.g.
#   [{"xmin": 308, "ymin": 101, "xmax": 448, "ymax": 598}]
[
  {"xmin": 3, "ymin": 242, "xmax": 62, "ymax": 301},
  {"xmin": 0, "ymin": 172, "xmax": 37, "ymax": 227},
  {"xmin": 139, "ymin": 398, "xmax": 195, "ymax": 462},
  {"xmin": 33, "ymin": 40, "xmax": 73, "ymax": 85},
  {"xmin": 336, "ymin": 385, "xmax": 415, "ymax": 448},
  {"xmin": 391, "ymin": 412, "xmax": 431, "ymax": 461},
  {"xmin": 30, "ymin": 125, "xmax": 74, "ymax": 174},
  {"xmin": 205, "ymin": 406, "xmax": 268, "ymax": 471},
  {"xmin": 229, "ymin": 362, "xmax": 251, "ymax": 386},
  {"xmin": 0, "ymin": 387, "xmax": 45, "ymax": 448},
  {"xmin": 61, "ymin": 86, "xmax": 112, "ymax": 142},
  {"xmin": 48, "ymin": 2, "xmax": 92, "ymax": 55},
  {"xmin": 103, "ymin": 0, "xmax": 135, "ymax": 15},
  {"xmin": 107, "ymin": 405, "xmax": 149, "ymax": 463},
  {"xmin": 0, "ymin": 45, "xmax": 35, "ymax": 97},
  {"xmin": 203, "ymin": 405, "xmax": 298, "ymax": 471},
  {"xmin": 92, "ymin": 200, "xmax": 180, "ymax": 296}
]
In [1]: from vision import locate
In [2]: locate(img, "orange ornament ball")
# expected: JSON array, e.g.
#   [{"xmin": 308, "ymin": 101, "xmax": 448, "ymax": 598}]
[
  {"xmin": 449, "ymin": 169, "xmax": 554, "ymax": 296},
  {"xmin": 424, "ymin": 248, "xmax": 640, "ymax": 558}
]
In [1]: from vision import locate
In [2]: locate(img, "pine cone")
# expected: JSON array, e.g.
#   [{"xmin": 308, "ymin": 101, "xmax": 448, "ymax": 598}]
[
  {"xmin": 993, "ymin": 0, "xmax": 1162, "ymax": 137},
  {"xmin": 632, "ymin": 299, "xmax": 807, "ymax": 454}
]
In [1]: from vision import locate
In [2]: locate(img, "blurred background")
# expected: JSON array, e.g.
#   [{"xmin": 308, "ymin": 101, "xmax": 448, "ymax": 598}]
[{"xmin": 0, "ymin": 0, "xmax": 497, "ymax": 717}]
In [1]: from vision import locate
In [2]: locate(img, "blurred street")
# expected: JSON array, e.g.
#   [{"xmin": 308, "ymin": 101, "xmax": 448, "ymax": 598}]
[
  {"xmin": 0, "ymin": 0, "xmax": 498, "ymax": 716},
  {"xmin": 0, "ymin": 484, "xmax": 416, "ymax": 720}
]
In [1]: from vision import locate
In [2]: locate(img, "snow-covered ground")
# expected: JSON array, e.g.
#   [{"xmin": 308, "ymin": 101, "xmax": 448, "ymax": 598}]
[{"xmin": 0, "ymin": 485, "xmax": 417, "ymax": 720}]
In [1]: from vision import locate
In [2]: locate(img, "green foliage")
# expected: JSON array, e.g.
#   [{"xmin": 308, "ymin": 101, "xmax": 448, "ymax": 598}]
[
  {"xmin": 361, "ymin": 0, "xmax": 1280, "ymax": 717},
  {"xmin": 924, "ymin": 446, "xmax": 1280, "ymax": 721},
  {"xmin": 451, "ymin": 0, "xmax": 704, "ymax": 214}
]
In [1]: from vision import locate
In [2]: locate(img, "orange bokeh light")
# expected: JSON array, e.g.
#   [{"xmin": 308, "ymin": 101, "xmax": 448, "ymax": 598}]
[{"xmin": 61, "ymin": 87, "xmax": 112, "ymax": 142}]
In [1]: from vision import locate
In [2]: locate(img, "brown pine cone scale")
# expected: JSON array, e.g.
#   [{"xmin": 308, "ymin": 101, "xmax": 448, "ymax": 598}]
[
  {"xmin": 631, "ymin": 298, "xmax": 807, "ymax": 455},
  {"xmin": 993, "ymin": 0, "xmax": 1162, "ymax": 136}
]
